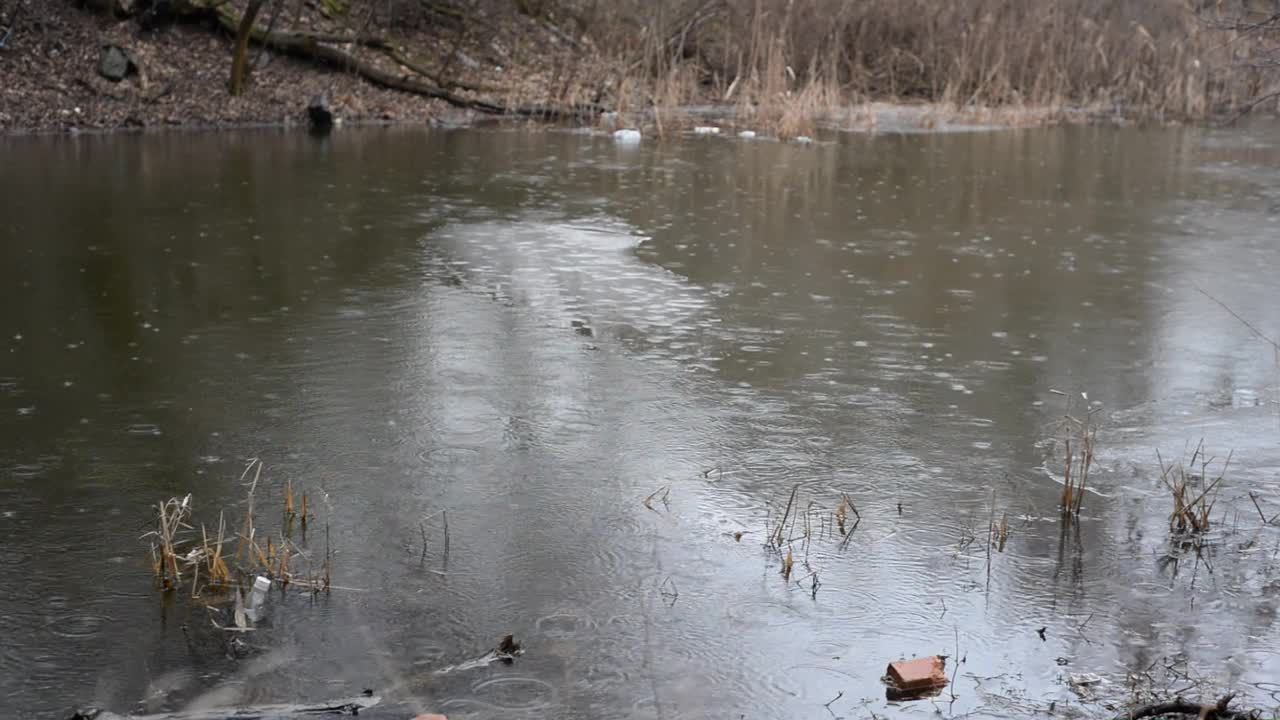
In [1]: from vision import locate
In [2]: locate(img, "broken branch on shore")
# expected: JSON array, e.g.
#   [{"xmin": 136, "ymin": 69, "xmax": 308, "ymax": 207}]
[{"xmin": 183, "ymin": 0, "xmax": 606, "ymax": 121}]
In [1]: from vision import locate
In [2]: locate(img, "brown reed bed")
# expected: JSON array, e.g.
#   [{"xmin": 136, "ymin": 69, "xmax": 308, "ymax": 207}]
[
  {"xmin": 536, "ymin": 0, "xmax": 1276, "ymax": 135},
  {"xmin": 142, "ymin": 459, "xmax": 331, "ymax": 602}
]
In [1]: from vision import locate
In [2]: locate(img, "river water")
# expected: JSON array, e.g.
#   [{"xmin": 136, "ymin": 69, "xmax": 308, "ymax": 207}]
[{"xmin": 1, "ymin": 123, "xmax": 1279, "ymax": 719}]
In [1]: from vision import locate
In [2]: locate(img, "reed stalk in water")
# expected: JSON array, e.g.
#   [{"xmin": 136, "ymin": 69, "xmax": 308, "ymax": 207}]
[
  {"xmin": 1055, "ymin": 390, "xmax": 1098, "ymax": 522},
  {"xmin": 1158, "ymin": 442, "xmax": 1228, "ymax": 536}
]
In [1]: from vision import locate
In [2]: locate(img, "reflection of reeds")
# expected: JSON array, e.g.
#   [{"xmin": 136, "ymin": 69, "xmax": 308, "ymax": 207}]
[{"xmin": 1158, "ymin": 442, "xmax": 1228, "ymax": 535}]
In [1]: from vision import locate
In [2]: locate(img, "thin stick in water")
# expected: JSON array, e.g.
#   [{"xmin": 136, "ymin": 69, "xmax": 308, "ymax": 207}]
[
  {"xmin": 419, "ymin": 521, "xmax": 428, "ymax": 566},
  {"xmin": 442, "ymin": 509, "xmax": 450, "ymax": 571}
]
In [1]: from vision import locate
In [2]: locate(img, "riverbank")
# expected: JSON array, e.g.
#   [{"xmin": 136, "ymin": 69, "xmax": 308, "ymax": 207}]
[
  {"xmin": 3, "ymin": 0, "xmax": 1276, "ymax": 136},
  {"xmin": 0, "ymin": 0, "xmax": 457, "ymax": 133}
]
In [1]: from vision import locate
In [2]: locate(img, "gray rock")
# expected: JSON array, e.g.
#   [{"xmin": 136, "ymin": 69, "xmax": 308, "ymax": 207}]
[{"xmin": 97, "ymin": 44, "xmax": 131, "ymax": 82}]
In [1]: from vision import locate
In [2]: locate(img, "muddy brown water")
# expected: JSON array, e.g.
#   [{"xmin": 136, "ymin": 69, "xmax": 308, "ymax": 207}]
[{"xmin": 2, "ymin": 124, "xmax": 1279, "ymax": 720}]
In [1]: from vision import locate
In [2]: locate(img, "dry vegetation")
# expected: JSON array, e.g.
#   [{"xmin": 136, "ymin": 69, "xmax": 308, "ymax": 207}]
[
  {"xmin": 1157, "ymin": 442, "xmax": 1228, "ymax": 536},
  {"xmin": 589, "ymin": 2, "xmax": 1222, "ymax": 120},
  {"xmin": 1053, "ymin": 390, "xmax": 1099, "ymax": 521},
  {"xmin": 496, "ymin": 0, "xmax": 1280, "ymax": 132},
  {"xmin": 142, "ymin": 459, "xmax": 331, "ymax": 608},
  {"xmin": 8, "ymin": 0, "xmax": 1277, "ymax": 132}
]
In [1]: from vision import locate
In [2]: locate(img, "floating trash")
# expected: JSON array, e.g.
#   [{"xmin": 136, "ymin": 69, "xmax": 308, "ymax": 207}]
[
  {"xmin": 884, "ymin": 656, "xmax": 948, "ymax": 700},
  {"xmin": 612, "ymin": 129, "xmax": 641, "ymax": 144},
  {"xmin": 126, "ymin": 424, "xmax": 162, "ymax": 436},
  {"xmin": 245, "ymin": 575, "xmax": 271, "ymax": 623}
]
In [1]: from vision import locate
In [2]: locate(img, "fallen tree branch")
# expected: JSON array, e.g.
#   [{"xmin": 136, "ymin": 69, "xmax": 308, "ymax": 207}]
[
  {"xmin": 189, "ymin": 0, "xmax": 606, "ymax": 119},
  {"xmin": 1219, "ymin": 89, "xmax": 1280, "ymax": 125},
  {"xmin": 383, "ymin": 44, "xmax": 506, "ymax": 95},
  {"xmin": 1116, "ymin": 694, "xmax": 1261, "ymax": 720}
]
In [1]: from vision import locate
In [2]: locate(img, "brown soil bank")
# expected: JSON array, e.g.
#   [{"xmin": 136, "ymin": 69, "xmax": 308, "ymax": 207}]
[{"xmin": 1, "ymin": 0, "xmax": 1277, "ymax": 135}]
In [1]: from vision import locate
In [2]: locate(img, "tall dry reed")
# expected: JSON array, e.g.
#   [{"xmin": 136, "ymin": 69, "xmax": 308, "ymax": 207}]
[{"xmin": 542, "ymin": 0, "xmax": 1272, "ymax": 126}]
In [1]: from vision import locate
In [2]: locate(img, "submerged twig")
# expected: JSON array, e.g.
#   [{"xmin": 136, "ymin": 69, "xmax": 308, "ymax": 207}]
[
  {"xmin": 659, "ymin": 576, "xmax": 679, "ymax": 607},
  {"xmin": 1116, "ymin": 692, "xmax": 1259, "ymax": 720},
  {"xmin": 836, "ymin": 493, "xmax": 861, "ymax": 550},
  {"xmin": 773, "ymin": 484, "xmax": 799, "ymax": 548},
  {"xmin": 1195, "ymin": 286, "xmax": 1280, "ymax": 351},
  {"xmin": 643, "ymin": 484, "xmax": 672, "ymax": 512},
  {"xmin": 1248, "ymin": 492, "xmax": 1271, "ymax": 525},
  {"xmin": 419, "ymin": 520, "xmax": 428, "ymax": 567}
]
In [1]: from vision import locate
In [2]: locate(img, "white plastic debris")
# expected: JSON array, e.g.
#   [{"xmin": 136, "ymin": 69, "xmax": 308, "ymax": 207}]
[
  {"xmin": 613, "ymin": 128, "xmax": 641, "ymax": 144},
  {"xmin": 738, "ymin": 130, "xmax": 757, "ymax": 139},
  {"xmin": 1069, "ymin": 673, "xmax": 1104, "ymax": 693},
  {"xmin": 245, "ymin": 575, "xmax": 271, "ymax": 622},
  {"xmin": 793, "ymin": 135, "xmax": 814, "ymax": 144},
  {"xmin": 693, "ymin": 126, "xmax": 721, "ymax": 135}
]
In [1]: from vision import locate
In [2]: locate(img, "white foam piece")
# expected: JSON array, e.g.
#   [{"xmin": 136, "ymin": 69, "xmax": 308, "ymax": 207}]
[{"xmin": 613, "ymin": 128, "xmax": 642, "ymax": 144}]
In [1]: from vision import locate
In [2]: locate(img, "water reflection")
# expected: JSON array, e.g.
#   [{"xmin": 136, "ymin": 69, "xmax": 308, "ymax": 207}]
[{"xmin": 1, "ymin": 123, "xmax": 1278, "ymax": 719}]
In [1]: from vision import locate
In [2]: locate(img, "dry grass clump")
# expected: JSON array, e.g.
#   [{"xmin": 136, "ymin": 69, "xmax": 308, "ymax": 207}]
[
  {"xmin": 1157, "ymin": 442, "xmax": 1228, "ymax": 535},
  {"xmin": 142, "ymin": 459, "xmax": 331, "ymax": 599},
  {"xmin": 1053, "ymin": 390, "xmax": 1099, "ymax": 521}
]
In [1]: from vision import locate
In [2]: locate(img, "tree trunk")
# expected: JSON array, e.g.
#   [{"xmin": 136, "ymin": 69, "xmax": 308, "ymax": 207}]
[{"xmin": 229, "ymin": 0, "xmax": 267, "ymax": 95}]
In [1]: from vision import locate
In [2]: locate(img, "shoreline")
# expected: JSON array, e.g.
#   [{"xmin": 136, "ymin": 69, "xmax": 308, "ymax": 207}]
[
  {"xmin": 2, "ymin": 0, "xmax": 1266, "ymax": 138},
  {"xmin": 0, "ymin": 100, "xmax": 1216, "ymax": 140}
]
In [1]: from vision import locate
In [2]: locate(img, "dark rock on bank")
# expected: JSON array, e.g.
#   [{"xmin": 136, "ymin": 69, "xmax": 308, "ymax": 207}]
[
  {"xmin": 307, "ymin": 94, "xmax": 333, "ymax": 131},
  {"xmin": 97, "ymin": 43, "xmax": 132, "ymax": 81}
]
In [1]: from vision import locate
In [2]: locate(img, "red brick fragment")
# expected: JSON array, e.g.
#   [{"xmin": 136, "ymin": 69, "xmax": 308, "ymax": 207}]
[{"xmin": 886, "ymin": 656, "xmax": 948, "ymax": 692}]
